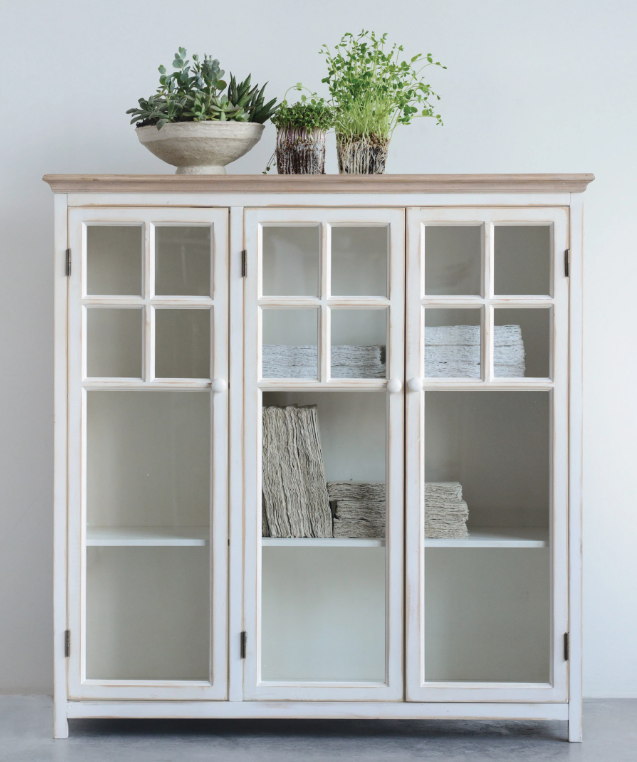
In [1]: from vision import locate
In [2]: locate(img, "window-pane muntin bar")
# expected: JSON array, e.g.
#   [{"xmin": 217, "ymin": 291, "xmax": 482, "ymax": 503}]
[
  {"xmin": 82, "ymin": 221, "xmax": 216, "ymax": 388},
  {"xmin": 420, "ymin": 220, "xmax": 556, "ymax": 387},
  {"xmin": 258, "ymin": 221, "xmax": 392, "ymax": 387}
]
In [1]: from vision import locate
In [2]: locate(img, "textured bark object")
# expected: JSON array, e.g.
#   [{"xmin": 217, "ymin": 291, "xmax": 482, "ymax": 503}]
[
  {"xmin": 337, "ymin": 135, "xmax": 390, "ymax": 175},
  {"xmin": 276, "ymin": 128, "xmax": 326, "ymax": 174},
  {"xmin": 262, "ymin": 405, "xmax": 332, "ymax": 538}
]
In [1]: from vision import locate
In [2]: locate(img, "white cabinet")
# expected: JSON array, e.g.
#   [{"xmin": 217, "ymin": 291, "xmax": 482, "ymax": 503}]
[{"xmin": 45, "ymin": 173, "xmax": 592, "ymax": 741}]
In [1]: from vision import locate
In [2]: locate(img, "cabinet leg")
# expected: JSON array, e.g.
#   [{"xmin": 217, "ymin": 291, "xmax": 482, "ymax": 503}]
[
  {"xmin": 568, "ymin": 704, "xmax": 582, "ymax": 743},
  {"xmin": 54, "ymin": 710, "xmax": 69, "ymax": 739}
]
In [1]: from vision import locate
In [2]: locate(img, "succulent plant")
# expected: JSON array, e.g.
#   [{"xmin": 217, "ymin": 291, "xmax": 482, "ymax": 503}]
[{"xmin": 127, "ymin": 48, "xmax": 278, "ymax": 129}]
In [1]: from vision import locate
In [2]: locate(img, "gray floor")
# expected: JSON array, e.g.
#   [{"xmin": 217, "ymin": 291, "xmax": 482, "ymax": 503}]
[{"xmin": 1, "ymin": 697, "xmax": 636, "ymax": 761}]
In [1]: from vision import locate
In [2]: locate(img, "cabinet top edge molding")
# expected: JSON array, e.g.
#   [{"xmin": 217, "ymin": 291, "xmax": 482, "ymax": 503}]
[{"xmin": 42, "ymin": 173, "xmax": 595, "ymax": 195}]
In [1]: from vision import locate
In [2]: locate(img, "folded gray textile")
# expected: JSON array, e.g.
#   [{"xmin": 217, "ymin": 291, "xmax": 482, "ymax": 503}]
[
  {"xmin": 425, "ymin": 499, "xmax": 469, "ymax": 539},
  {"xmin": 263, "ymin": 324, "xmax": 524, "ymax": 379},
  {"xmin": 328, "ymin": 482, "xmax": 386, "ymax": 502},
  {"xmin": 332, "ymin": 499, "xmax": 385, "ymax": 539},
  {"xmin": 425, "ymin": 480, "xmax": 468, "ymax": 539},
  {"xmin": 425, "ymin": 324, "xmax": 525, "ymax": 378},
  {"xmin": 262, "ymin": 344, "xmax": 385, "ymax": 379},
  {"xmin": 425, "ymin": 481, "xmax": 463, "ymax": 501},
  {"xmin": 262, "ymin": 405, "xmax": 333, "ymax": 538},
  {"xmin": 327, "ymin": 481, "xmax": 469, "ymax": 540}
]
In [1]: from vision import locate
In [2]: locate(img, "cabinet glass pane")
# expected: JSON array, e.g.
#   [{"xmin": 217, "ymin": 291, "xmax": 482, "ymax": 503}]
[
  {"xmin": 87, "ymin": 225, "xmax": 142, "ymax": 296},
  {"xmin": 155, "ymin": 226, "xmax": 211, "ymax": 296},
  {"xmin": 261, "ymin": 392, "xmax": 386, "ymax": 682},
  {"xmin": 262, "ymin": 309, "xmax": 318, "ymax": 379},
  {"xmin": 87, "ymin": 392, "xmax": 210, "ymax": 528},
  {"xmin": 424, "ymin": 391, "xmax": 550, "ymax": 683},
  {"xmin": 331, "ymin": 309, "xmax": 387, "ymax": 379},
  {"xmin": 86, "ymin": 392, "xmax": 210, "ymax": 681},
  {"xmin": 331, "ymin": 226, "xmax": 387, "ymax": 296},
  {"xmin": 155, "ymin": 308, "xmax": 210, "ymax": 379},
  {"xmin": 425, "ymin": 308, "xmax": 481, "ymax": 378},
  {"xmin": 494, "ymin": 308, "xmax": 551, "ymax": 378},
  {"xmin": 86, "ymin": 547, "xmax": 209, "ymax": 680},
  {"xmin": 87, "ymin": 308, "xmax": 142, "ymax": 378},
  {"xmin": 262, "ymin": 226, "xmax": 320, "ymax": 296},
  {"xmin": 425, "ymin": 226, "xmax": 482, "ymax": 296},
  {"xmin": 494, "ymin": 226, "xmax": 551, "ymax": 295}
]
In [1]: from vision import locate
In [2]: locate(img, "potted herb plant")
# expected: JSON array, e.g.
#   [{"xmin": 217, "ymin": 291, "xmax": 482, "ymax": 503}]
[
  {"xmin": 127, "ymin": 48, "xmax": 278, "ymax": 174},
  {"xmin": 320, "ymin": 31, "xmax": 445, "ymax": 174},
  {"xmin": 268, "ymin": 86, "xmax": 334, "ymax": 174}
]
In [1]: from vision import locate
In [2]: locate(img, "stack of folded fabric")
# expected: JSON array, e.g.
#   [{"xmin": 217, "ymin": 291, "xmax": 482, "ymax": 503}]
[
  {"xmin": 262, "ymin": 405, "xmax": 333, "ymax": 538},
  {"xmin": 327, "ymin": 482, "xmax": 385, "ymax": 539},
  {"xmin": 425, "ymin": 482, "xmax": 469, "ymax": 539},
  {"xmin": 327, "ymin": 481, "xmax": 469, "ymax": 539},
  {"xmin": 262, "ymin": 345, "xmax": 385, "ymax": 379},
  {"xmin": 425, "ymin": 324, "xmax": 525, "ymax": 377}
]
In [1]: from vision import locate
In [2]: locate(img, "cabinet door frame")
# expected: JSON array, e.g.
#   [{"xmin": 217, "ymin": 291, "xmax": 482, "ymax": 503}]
[
  {"xmin": 67, "ymin": 206, "xmax": 229, "ymax": 700},
  {"xmin": 405, "ymin": 206, "xmax": 570, "ymax": 703},
  {"xmin": 241, "ymin": 207, "xmax": 405, "ymax": 701}
]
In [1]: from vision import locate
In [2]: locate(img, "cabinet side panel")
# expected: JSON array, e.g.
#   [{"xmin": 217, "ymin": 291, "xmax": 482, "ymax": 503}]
[
  {"xmin": 53, "ymin": 193, "xmax": 69, "ymax": 738},
  {"xmin": 228, "ymin": 207, "xmax": 245, "ymax": 702},
  {"xmin": 568, "ymin": 195, "xmax": 584, "ymax": 742}
]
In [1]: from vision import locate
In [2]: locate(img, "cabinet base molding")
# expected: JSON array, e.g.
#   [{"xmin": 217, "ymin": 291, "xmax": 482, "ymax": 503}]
[{"xmin": 65, "ymin": 701, "xmax": 569, "ymax": 722}]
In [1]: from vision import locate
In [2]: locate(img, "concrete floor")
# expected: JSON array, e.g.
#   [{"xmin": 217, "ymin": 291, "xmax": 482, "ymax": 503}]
[{"xmin": 1, "ymin": 697, "xmax": 636, "ymax": 761}]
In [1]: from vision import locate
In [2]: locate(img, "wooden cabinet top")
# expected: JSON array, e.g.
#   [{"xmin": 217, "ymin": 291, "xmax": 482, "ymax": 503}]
[{"xmin": 43, "ymin": 173, "xmax": 594, "ymax": 194}]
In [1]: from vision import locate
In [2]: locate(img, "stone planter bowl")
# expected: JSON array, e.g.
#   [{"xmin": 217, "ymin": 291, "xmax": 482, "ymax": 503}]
[{"xmin": 136, "ymin": 121, "xmax": 265, "ymax": 174}]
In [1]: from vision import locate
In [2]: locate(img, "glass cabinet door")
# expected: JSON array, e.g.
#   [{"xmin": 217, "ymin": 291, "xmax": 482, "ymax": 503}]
[
  {"xmin": 405, "ymin": 207, "xmax": 569, "ymax": 702},
  {"xmin": 66, "ymin": 207, "xmax": 229, "ymax": 700},
  {"xmin": 243, "ymin": 208, "xmax": 405, "ymax": 701}
]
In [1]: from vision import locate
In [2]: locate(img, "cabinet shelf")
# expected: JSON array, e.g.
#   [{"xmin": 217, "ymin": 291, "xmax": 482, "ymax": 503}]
[
  {"xmin": 261, "ymin": 528, "xmax": 548, "ymax": 549},
  {"xmin": 262, "ymin": 537, "xmax": 385, "ymax": 548},
  {"xmin": 427, "ymin": 527, "xmax": 548, "ymax": 548},
  {"xmin": 87, "ymin": 527, "xmax": 209, "ymax": 547},
  {"xmin": 86, "ymin": 527, "xmax": 547, "ymax": 549}
]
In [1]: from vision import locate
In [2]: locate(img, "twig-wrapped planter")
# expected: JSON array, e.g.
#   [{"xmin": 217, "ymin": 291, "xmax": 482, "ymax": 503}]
[
  {"xmin": 337, "ymin": 135, "xmax": 390, "ymax": 175},
  {"xmin": 276, "ymin": 128, "xmax": 326, "ymax": 174}
]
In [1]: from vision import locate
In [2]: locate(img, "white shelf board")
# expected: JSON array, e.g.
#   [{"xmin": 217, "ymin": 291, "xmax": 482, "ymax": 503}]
[
  {"xmin": 261, "ymin": 528, "xmax": 548, "ymax": 550},
  {"xmin": 426, "ymin": 527, "xmax": 548, "ymax": 548},
  {"xmin": 262, "ymin": 537, "xmax": 385, "ymax": 548},
  {"xmin": 87, "ymin": 527, "xmax": 209, "ymax": 547}
]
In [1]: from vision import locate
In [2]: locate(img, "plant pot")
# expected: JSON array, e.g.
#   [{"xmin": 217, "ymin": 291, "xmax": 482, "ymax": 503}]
[
  {"xmin": 136, "ymin": 121, "xmax": 265, "ymax": 174},
  {"xmin": 337, "ymin": 135, "xmax": 390, "ymax": 175},
  {"xmin": 276, "ymin": 127, "xmax": 326, "ymax": 174}
]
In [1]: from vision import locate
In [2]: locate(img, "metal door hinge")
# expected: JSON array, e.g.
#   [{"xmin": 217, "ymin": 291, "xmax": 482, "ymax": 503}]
[
  {"xmin": 241, "ymin": 250, "xmax": 247, "ymax": 278},
  {"xmin": 65, "ymin": 249, "xmax": 71, "ymax": 277},
  {"xmin": 564, "ymin": 632, "xmax": 570, "ymax": 661},
  {"xmin": 64, "ymin": 630, "xmax": 71, "ymax": 658},
  {"xmin": 240, "ymin": 631, "xmax": 247, "ymax": 659},
  {"xmin": 564, "ymin": 249, "xmax": 570, "ymax": 277}
]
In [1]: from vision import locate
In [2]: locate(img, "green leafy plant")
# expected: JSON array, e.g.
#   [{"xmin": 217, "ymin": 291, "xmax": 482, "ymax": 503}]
[
  {"xmin": 271, "ymin": 84, "xmax": 334, "ymax": 132},
  {"xmin": 127, "ymin": 48, "xmax": 278, "ymax": 129},
  {"xmin": 320, "ymin": 31, "xmax": 446, "ymax": 142},
  {"xmin": 265, "ymin": 84, "xmax": 334, "ymax": 173}
]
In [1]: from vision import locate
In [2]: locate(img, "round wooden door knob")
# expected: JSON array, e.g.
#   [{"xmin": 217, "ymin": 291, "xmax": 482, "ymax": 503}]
[
  {"xmin": 211, "ymin": 378, "xmax": 227, "ymax": 393},
  {"xmin": 407, "ymin": 377, "xmax": 424, "ymax": 392},
  {"xmin": 386, "ymin": 378, "xmax": 403, "ymax": 394}
]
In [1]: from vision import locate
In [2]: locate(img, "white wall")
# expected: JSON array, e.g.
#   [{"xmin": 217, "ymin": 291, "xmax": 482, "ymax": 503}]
[{"xmin": 0, "ymin": 0, "xmax": 635, "ymax": 696}]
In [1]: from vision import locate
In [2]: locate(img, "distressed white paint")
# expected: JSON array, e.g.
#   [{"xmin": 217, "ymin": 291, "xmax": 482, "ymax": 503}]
[
  {"xmin": 47, "ymin": 180, "xmax": 587, "ymax": 741},
  {"xmin": 65, "ymin": 207, "xmax": 229, "ymax": 702}
]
